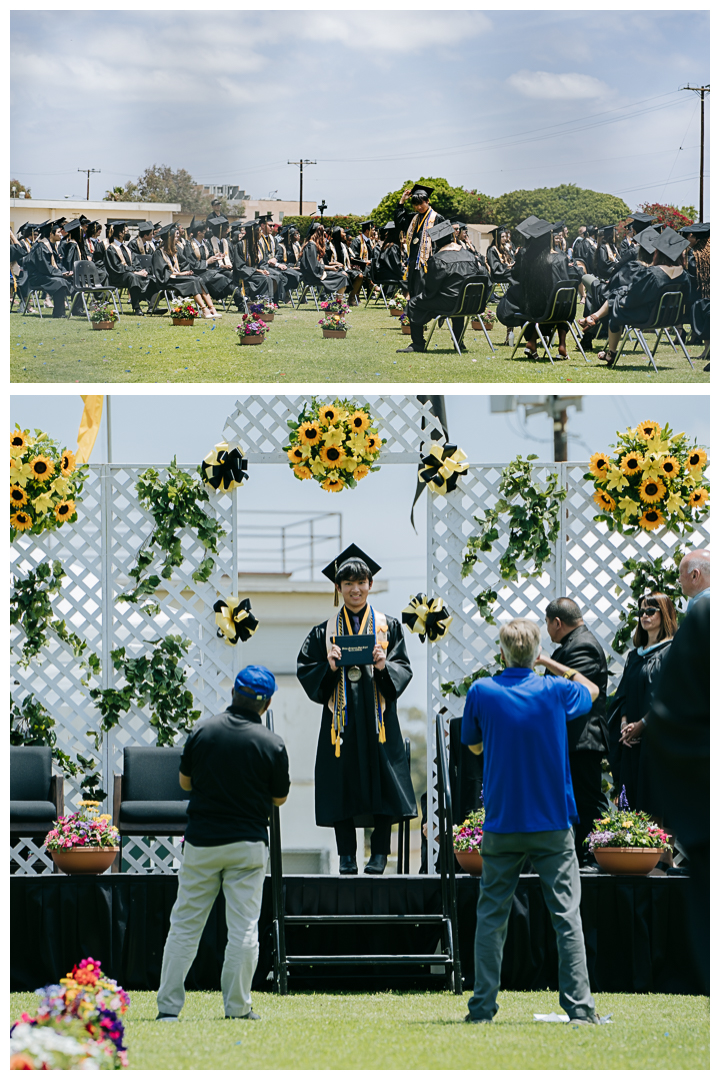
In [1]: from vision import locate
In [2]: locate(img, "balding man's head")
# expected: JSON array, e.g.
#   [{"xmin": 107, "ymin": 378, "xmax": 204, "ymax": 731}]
[{"xmin": 678, "ymin": 548, "xmax": 710, "ymax": 598}]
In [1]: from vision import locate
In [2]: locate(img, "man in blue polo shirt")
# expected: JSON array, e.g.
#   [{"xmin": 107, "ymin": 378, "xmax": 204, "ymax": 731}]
[{"xmin": 461, "ymin": 618, "xmax": 600, "ymax": 1025}]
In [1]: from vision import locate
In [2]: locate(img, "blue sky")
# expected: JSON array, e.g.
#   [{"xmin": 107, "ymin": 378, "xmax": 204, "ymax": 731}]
[
  {"xmin": 11, "ymin": 392, "xmax": 710, "ymax": 710},
  {"xmin": 11, "ymin": 8, "xmax": 710, "ymax": 215}
]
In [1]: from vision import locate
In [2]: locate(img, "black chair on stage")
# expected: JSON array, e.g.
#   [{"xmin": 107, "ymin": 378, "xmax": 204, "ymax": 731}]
[
  {"xmin": 111, "ymin": 746, "xmax": 188, "ymax": 872},
  {"xmin": 67, "ymin": 261, "xmax": 122, "ymax": 322},
  {"xmin": 507, "ymin": 278, "xmax": 587, "ymax": 364},
  {"xmin": 610, "ymin": 291, "xmax": 694, "ymax": 373},
  {"xmin": 425, "ymin": 279, "xmax": 494, "ymax": 356},
  {"xmin": 10, "ymin": 746, "xmax": 64, "ymax": 856}
]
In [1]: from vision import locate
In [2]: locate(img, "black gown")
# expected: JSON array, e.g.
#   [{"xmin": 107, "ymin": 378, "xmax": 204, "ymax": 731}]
[
  {"xmin": 396, "ymin": 205, "xmax": 446, "ymax": 296},
  {"xmin": 231, "ymin": 240, "xmax": 274, "ymax": 301},
  {"xmin": 594, "ymin": 242, "xmax": 618, "ymax": 280},
  {"xmin": 407, "ymin": 245, "xmax": 488, "ymax": 323},
  {"xmin": 608, "ymin": 264, "xmax": 690, "ymax": 332},
  {"xmin": 497, "ymin": 249, "xmax": 582, "ymax": 327},
  {"xmin": 182, "ymin": 238, "xmax": 233, "ymax": 299},
  {"xmin": 297, "ymin": 611, "xmax": 416, "ymax": 827},
  {"xmin": 105, "ymin": 242, "xmax": 151, "ymax": 303},
  {"xmin": 371, "ymin": 242, "xmax": 404, "ymax": 287},
  {"xmin": 25, "ymin": 240, "xmax": 73, "ymax": 299},
  {"xmin": 150, "ymin": 248, "xmax": 204, "ymax": 298},
  {"xmin": 487, "ymin": 246, "xmax": 514, "ymax": 284},
  {"xmin": 298, "ymin": 242, "xmax": 348, "ymax": 294}
]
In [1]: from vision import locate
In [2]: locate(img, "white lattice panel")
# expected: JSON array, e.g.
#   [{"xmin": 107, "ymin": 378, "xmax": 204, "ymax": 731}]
[
  {"xmin": 223, "ymin": 395, "xmax": 446, "ymax": 463},
  {"xmin": 426, "ymin": 461, "xmax": 710, "ymax": 865}
]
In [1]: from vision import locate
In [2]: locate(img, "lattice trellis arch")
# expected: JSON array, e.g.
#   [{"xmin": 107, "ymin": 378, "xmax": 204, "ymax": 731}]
[{"xmin": 425, "ymin": 461, "xmax": 710, "ymax": 866}]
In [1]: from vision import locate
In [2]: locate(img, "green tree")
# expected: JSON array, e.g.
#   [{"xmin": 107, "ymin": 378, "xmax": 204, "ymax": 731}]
[
  {"xmin": 370, "ymin": 178, "xmax": 497, "ymax": 228},
  {"xmin": 103, "ymin": 165, "xmax": 221, "ymax": 215},
  {"xmin": 493, "ymin": 183, "xmax": 630, "ymax": 237},
  {"xmin": 10, "ymin": 178, "xmax": 31, "ymax": 199}
]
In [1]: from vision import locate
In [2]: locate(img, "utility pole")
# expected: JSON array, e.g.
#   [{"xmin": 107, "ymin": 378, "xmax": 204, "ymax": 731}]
[
  {"xmin": 78, "ymin": 168, "xmax": 101, "ymax": 201},
  {"xmin": 287, "ymin": 159, "xmax": 316, "ymax": 215},
  {"xmin": 490, "ymin": 395, "xmax": 583, "ymax": 461},
  {"xmin": 681, "ymin": 84, "xmax": 709, "ymax": 220}
]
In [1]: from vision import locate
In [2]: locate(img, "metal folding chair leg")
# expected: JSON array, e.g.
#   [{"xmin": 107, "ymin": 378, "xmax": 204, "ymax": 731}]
[
  {"xmin": 425, "ymin": 317, "xmax": 440, "ymax": 350},
  {"xmin": 568, "ymin": 321, "xmax": 589, "ymax": 362},
  {"xmin": 536, "ymin": 325, "xmax": 555, "ymax": 364},
  {"xmin": 508, "ymin": 322, "xmax": 529, "ymax": 360},
  {"xmin": 671, "ymin": 327, "xmax": 694, "ymax": 369},
  {"xmin": 447, "ymin": 319, "xmax": 463, "ymax": 357}
]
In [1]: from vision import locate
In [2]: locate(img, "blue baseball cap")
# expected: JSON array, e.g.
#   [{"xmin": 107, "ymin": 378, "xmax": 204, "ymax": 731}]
[{"xmin": 233, "ymin": 665, "xmax": 277, "ymax": 701}]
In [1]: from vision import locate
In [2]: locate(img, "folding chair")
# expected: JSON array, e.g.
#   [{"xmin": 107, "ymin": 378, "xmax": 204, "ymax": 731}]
[
  {"xmin": 508, "ymin": 279, "xmax": 587, "ymax": 365},
  {"xmin": 66, "ymin": 261, "xmax": 122, "ymax": 322},
  {"xmin": 363, "ymin": 281, "xmax": 404, "ymax": 313},
  {"xmin": 425, "ymin": 279, "xmax": 493, "ymax": 356},
  {"xmin": 610, "ymin": 291, "xmax": 693, "ymax": 373}
]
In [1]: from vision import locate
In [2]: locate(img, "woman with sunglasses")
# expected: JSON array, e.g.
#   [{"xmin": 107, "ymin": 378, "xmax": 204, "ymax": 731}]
[{"xmin": 608, "ymin": 593, "xmax": 677, "ymax": 847}]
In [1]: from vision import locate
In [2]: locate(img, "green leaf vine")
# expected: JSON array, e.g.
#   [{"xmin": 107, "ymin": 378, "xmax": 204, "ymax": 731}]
[{"xmin": 10, "ymin": 559, "xmax": 100, "ymax": 675}]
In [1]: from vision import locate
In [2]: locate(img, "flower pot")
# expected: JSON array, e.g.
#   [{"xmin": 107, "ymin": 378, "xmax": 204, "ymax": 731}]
[
  {"xmin": 258, "ymin": 312, "xmax": 275, "ymax": 322},
  {"xmin": 92, "ymin": 321, "xmax": 114, "ymax": 331},
  {"xmin": 454, "ymin": 849, "xmax": 483, "ymax": 876},
  {"xmin": 172, "ymin": 317, "xmax": 195, "ymax": 326},
  {"xmin": 472, "ymin": 319, "xmax": 493, "ymax": 332},
  {"xmin": 241, "ymin": 334, "xmax": 265, "ymax": 345},
  {"xmin": 322, "ymin": 329, "xmax": 347, "ymax": 339},
  {"xmin": 401, "ymin": 324, "xmax": 412, "ymax": 335},
  {"xmin": 51, "ymin": 847, "xmax": 119, "ymax": 875},
  {"xmin": 593, "ymin": 847, "xmax": 665, "ymax": 876},
  {"xmin": 389, "ymin": 307, "xmax": 404, "ymax": 317}
]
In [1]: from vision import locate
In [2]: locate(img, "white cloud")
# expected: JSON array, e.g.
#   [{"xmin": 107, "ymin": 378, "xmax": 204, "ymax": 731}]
[
  {"xmin": 297, "ymin": 11, "xmax": 491, "ymax": 52},
  {"xmin": 507, "ymin": 70, "xmax": 609, "ymax": 100}
]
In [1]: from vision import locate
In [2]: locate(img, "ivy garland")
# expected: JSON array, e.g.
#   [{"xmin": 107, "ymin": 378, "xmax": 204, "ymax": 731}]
[
  {"xmin": 10, "ymin": 693, "xmax": 78, "ymax": 779},
  {"xmin": 11, "ymin": 560, "xmax": 100, "ymax": 673},
  {"xmin": 117, "ymin": 458, "xmax": 226, "ymax": 613}
]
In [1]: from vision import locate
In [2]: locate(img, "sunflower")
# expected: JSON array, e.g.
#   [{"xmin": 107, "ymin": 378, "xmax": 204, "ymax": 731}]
[
  {"xmin": 321, "ymin": 426, "xmax": 345, "ymax": 447},
  {"xmin": 318, "ymin": 404, "xmax": 345, "ymax": 426},
  {"xmin": 10, "ymin": 509, "xmax": 33, "ymax": 531},
  {"xmin": 364, "ymin": 433, "xmax": 382, "ymax": 455},
  {"xmin": 293, "ymin": 465, "xmax": 313, "ymax": 480},
  {"xmin": 686, "ymin": 448, "xmax": 707, "ymax": 471},
  {"xmin": 688, "ymin": 487, "xmax": 709, "ymax": 509},
  {"xmin": 10, "ymin": 485, "xmax": 27, "ymax": 506},
  {"xmin": 297, "ymin": 422, "xmax": 322, "ymax": 445},
  {"xmin": 10, "ymin": 430, "xmax": 27, "ymax": 453},
  {"xmin": 639, "ymin": 508, "xmax": 664, "ymax": 531},
  {"xmin": 657, "ymin": 456, "xmax": 680, "ymax": 479},
  {"xmin": 53, "ymin": 500, "xmax": 76, "ymax": 522},
  {"xmin": 589, "ymin": 452, "xmax": 609, "ymax": 478},
  {"xmin": 348, "ymin": 410, "xmax": 370, "ymax": 433},
  {"xmin": 287, "ymin": 445, "xmax": 309, "ymax": 464},
  {"xmin": 639, "ymin": 477, "xmax": 666, "ymax": 504},
  {"xmin": 321, "ymin": 477, "xmax": 345, "ymax": 493},
  {"xmin": 620, "ymin": 452, "xmax": 644, "ymax": 475},
  {"xmin": 319, "ymin": 445, "xmax": 347, "ymax": 467},
  {"xmin": 353, "ymin": 465, "xmax": 370, "ymax": 481},
  {"xmin": 593, "ymin": 490, "xmax": 616, "ymax": 512},
  {"xmin": 60, "ymin": 450, "xmax": 76, "ymax": 476},
  {"xmin": 636, "ymin": 420, "xmax": 661, "ymax": 441},
  {"xmin": 29, "ymin": 455, "xmax": 55, "ymax": 482}
]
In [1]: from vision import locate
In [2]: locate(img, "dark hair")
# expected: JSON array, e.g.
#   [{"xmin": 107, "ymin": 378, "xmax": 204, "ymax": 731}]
[
  {"xmin": 336, "ymin": 558, "xmax": 372, "ymax": 584},
  {"xmin": 86, "ymin": 222, "xmax": 101, "ymax": 239},
  {"xmin": 521, "ymin": 244, "xmax": 555, "ymax": 320},
  {"xmin": 632, "ymin": 592, "xmax": 677, "ymax": 647},
  {"xmin": 546, "ymin": 598, "xmax": 583, "ymax": 625},
  {"xmin": 231, "ymin": 691, "xmax": 269, "ymax": 715},
  {"xmin": 411, "ymin": 190, "xmax": 429, "ymax": 205},
  {"xmin": 653, "ymin": 249, "xmax": 683, "ymax": 268}
]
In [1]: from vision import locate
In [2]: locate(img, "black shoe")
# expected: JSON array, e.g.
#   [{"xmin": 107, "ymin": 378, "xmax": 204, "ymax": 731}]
[
  {"xmin": 364, "ymin": 853, "xmax": 387, "ymax": 875},
  {"xmin": 226, "ymin": 1010, "xmax": 261, "ymax": 1020},
  {"xmin": 339, "ymin": 855, "xmax": 358, "ymax": 875},
  {"xmin": 133, "ymin": 307, "xmax": 145, "ymax": 317},
  {"xmin": 568, "ymin": 1013, "xmax": 600, "ymax": 1026},
  {"xmin": 396, "ymin": 345, "xmax": 423, "ymax": 353},
  {"xmin": 464, "ymin": 1013, "xmax": 493, "ymax": 1024},
  {"xmin": 156, "ymin": 1013, "xmax": 179, "ymax": 1022}
]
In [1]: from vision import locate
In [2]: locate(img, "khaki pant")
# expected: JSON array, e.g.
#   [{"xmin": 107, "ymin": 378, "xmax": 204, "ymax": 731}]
[{"xmin": 157, "ymin": 839, "xmax": 267, "ymax": 1018}]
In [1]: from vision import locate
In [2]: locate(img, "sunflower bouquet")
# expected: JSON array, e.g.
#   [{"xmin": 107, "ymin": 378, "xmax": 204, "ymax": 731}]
[
  {"xmin": 586, "ymin": 420, "xmax": 709, "ymax": 534},
  {"xmin": 284, "ymin": 397, "xmax": 384, "ymax": 492},
  {"xmin": 10, "ymin": 427, "xmax": 88, "ymax": 540}
]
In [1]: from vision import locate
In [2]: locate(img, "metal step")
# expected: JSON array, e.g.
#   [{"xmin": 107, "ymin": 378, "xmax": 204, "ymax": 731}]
[
  {"xmin": 286, "ymin": 953, "xmax": 451, "ymax": 966},
  {"xmin": 284, "ymin": 914, "xmax": 445, "ymax": 925}
]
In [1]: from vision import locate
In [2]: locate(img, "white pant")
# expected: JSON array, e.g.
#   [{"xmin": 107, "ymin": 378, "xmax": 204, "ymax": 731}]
[{"xmin": 157, "ymin": 839, "xmax": 267, "ymax": 1018}]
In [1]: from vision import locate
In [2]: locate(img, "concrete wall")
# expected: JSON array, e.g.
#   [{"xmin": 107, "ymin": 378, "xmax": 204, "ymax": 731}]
[{"xmin": 10, "ymin": 198, "xmax": 181, "ymax": 233}]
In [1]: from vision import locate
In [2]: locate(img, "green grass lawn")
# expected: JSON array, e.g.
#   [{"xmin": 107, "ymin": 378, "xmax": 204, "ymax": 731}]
[
  {"xmin": 10, "ymin": 303, "xmax": 708, "ymax": 384},
  {"xmin": 10, "ymin": 989, "xmax": 709, "ymax": 1069}
]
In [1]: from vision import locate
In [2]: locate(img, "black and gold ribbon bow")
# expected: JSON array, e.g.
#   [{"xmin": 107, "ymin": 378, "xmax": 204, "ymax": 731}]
[
  {"xmin": 213, "ymin": 596, "xmax": 258, "ymax": 645},
  {"xmin": 418, "ymin": 442, "xmax": 468, "ymax": 496},
  {"xmin": 201, "ymin": 441, "xmax": 248, "ymax": 493},
  {"xmin": 401, "ymin": 593, "xmax": 453, "ymax": 643}
]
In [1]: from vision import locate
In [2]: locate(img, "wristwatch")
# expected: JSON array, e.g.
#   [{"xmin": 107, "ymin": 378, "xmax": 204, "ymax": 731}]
[{"xmin": 563, "ymin": 668, "xmax": 579, "ymax": 680}]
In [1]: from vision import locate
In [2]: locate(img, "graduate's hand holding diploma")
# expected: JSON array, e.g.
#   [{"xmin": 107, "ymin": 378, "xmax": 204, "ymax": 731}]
[{"xmin": 327, "ymin": 643, "xmax": 342, "ymax": 672}]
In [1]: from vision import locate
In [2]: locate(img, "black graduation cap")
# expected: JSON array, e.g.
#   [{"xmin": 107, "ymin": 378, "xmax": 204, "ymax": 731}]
[
  {"xmin": 410, "ymin": 183, "xmax": 433, "ymax": 200},
  {"xmin": 600, "ymin": 225, "xmax": 616, "ymax": 241},
  {"xmin": 360, "ymin": 220, "xmax": 373, "ymax": 229},
  {"xmin": 38, "ymin": 221, "xmax": 59, "ymax": 237},
  {"xmin": 153, "ymin": 221, "xmax": 162, "ymax": 228},
  {"xmin": 516, "ymin": 217, "xmax": 553, "ymax": 242},
  {"xmin": 680, "ymin": 222, "xmax": 710, "ymax": 237},
  {"xmin": 157, "ymin": 223, "xmax": 177, "ymax": 238},
  {"xmin": 109, "ymin": 219, "xmax": 127, "ymax": 228},
  {"xmin": 16, "ymin": 221, "xmax": 30, "ymax": 236},
  {"xmin": 552, "ymin": 221, "xmax": 566, "ymax": 232},
  {"xmin": 636, "ymin": 227, "xmax": 659, "ymax": 255},
  {"xmin": 428, "ymin": 220, "xmax": 455, "ymax": 244},
  {"xmin": 188, "ymin": 216, "xmax": 205, "ymax": 234},
  {"xmin": 586, "ymin": 225, "xmax": 598, "ymax": 236},
  {"xmin": 63, "ymin": 218, "xmax": 82, "ymax": 233},
  {"xmin": 381, "ymin": 220, "xmax": 396, "ymax": 231},
  {"xmin": 322, "ymin": 543, "xmax": 382, "ymax": 586},
  {"xmin": 653, "ymin": 227, "xmax": 690, "ymax": 261},
  {"xmin": 628, "ymin": 212, "xmax": 654, "ymax": 230},
  {"xmin": 137, "ymin": 220, "xmax": 153, "ymax": 234},
  {"xmin": 79, "ymin": 214, "xmax": 90, "ymax": 225},
  {"xmin": 206, "ymin": 215, "xmax": 224, "ymax": 227}
]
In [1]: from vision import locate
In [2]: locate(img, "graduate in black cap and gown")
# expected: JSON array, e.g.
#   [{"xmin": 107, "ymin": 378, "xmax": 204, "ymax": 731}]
[
  {"xmin": 594, "ymin": 225, "xmax": 619, "ymax": 279},
  {"xmin": 231, "ymin": 223, "xmax": 275, "ymax": 304},
  {"xmin": 370, "ymin": 221, "xmax": 404, "ymax": 290},
  {"xmin": 150, "ymin": 223, "xmax": 220, "ymax": 318},
  {"xmin": 25, "ymin": 220, "xmax": 74, "ymax": 317},
  {"xmin": 396, "ymin": 184, "xmax": 446, "ymax": 297},
  {"xmin": 486, "ymin": 226, "xmax": 515, "ymax": 286},
  {"xmin": 272, "ymin": 226, "xmax": 302, "ymax": 292},
  {"xmin": 327, "ymin": 226, "xmax": 364, "ymax": 305},
  {"xmin": 297, "ymin": 545, "xmax": 416, "ymax": 875},
  {"xmin": 618, "ymin": 212, "xmax": 655, "ymax": 256},
  {"xmin": 351, "ymin": 220, "xmax": 375, "ymax": 263},
  {"xmin": 681, "ymin": 223, "xmax": 710, "ymax": 355},
  {"xmin": 104, "ymin": 221, "xmax": 152, "ymax": 315},
  {"xmin": 10, "ymin": 223, "xmax": 37, "ymax": 308},
  {"xmin": 183, "ymin": 218, "xmax": 234, "ymax": 302},
  {"xmin": 299, "ymin": 223, "xmax": 349, "ymax": 297}
]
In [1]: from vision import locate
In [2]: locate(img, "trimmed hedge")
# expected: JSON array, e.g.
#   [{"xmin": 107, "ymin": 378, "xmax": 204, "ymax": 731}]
[{"xmin": 280, "ymin": 214, "xmax": 369, "ymax": 237}]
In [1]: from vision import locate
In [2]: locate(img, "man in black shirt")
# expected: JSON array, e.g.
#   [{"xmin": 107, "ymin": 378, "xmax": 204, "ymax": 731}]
[{"xmin": 157, "ymin": 665, "xmax": 290, "ymax": 1022}]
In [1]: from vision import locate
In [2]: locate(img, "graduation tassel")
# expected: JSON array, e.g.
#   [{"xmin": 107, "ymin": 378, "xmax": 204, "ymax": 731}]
[
  {"xmin": 335, "ymin": 737, "xmax": 341, "ymax": 758},
  {"xmin": 379, "ymin": 720, "xmax": 386, "ymax": 744}
]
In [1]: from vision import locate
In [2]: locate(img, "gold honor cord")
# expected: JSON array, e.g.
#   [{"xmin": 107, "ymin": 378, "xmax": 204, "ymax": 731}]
[{"xmin": 329, "ymin": 606, "xmax": 386, "ymax": 757}]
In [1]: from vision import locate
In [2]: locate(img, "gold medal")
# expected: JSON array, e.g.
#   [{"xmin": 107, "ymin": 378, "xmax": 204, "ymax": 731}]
[{"xmin": 348, "ymin": 666, "xmax": 362, "ymax": 683}]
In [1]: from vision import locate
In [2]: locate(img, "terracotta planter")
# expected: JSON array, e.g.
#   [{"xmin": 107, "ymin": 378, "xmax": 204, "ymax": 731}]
[
  {"xmin": 401, "ymin": 324, "xmax": 412, "ymax": 334},
  {"xmin": 91, "ymin": 320, "xmax": 115, "ymax": 331},
  {"xmin": 454, "ymin": 849, "xmax": 483, "ymax": 876},
  {"xmin": 172, "ymin": 317, "xmax": 195, "ymax": 326},
  {"xmin": 257, "ymin": 312, "xmax": 274, "ymax": 322},
  {"xmin": 472, "ymin": 319, "xmax": 494, "ymax": 332},
  {"xmin": 389, "ymin": 307, "xmax": 404, "ymax": 317},
  {"xmin": 323, "ymin": 329, "xmax": 347, "ymax": 339},
  {"xmin": 240, "ymin": 334, "xmax": 265, "ymax": 345},
  {"xmin": 593, "ymin": 847, "xmax": 664, "ymax": 876},
  {"xmin": 51, "ymin": 846, "xmax": 119, "ymax": 875}
]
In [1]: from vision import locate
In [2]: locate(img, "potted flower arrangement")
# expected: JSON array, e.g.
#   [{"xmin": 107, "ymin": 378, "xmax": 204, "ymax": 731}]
[
  {"xmin": 45, "ymin": 801, "xmax": 120, "ymax": 875},
  {"xmin": 453, "ymin": 808, "xmax": 485, "ymax": 875},
  {"xmin": 472, "ymin": 309, "xmax": 495, "ymax": 333},
  {"xmin": 318, "ymin": 302, "xmax": 350, "ymax": 339},
  {"xmin": 236, "ymin": 314, "xmax": 268, "ymax": 344},
  {"xmin": 10, "ymin": 427, "xmax": 87, "ymax": 540},
  {"xmin": 389, "ymin": 290, "xmax": 407, "ymax": 317},
  {"xmin": 170, "ymin": 299, "xmax": 200, "ymax": 326},
  {"xmin": 584, "ymin": 788, "xmax": 671, "ymax": 875},
  {"xmin": 587, "ymin": 420, "xmax": 709, "ymax": 534},
  {"xmin": 284, "ymin": 397, "xmax": 384, "ymax": 492},
  {"xmin": 10, "ymin": 957, "xmax": 130, "ymax": 1069},
  {"xmin": 399, "ymin": 312, "xmax": 412, "ymax": 335},
  {"xmin": 248, "ymin": 299, "xmax": 278, "ymax": 323},
  {"xmin": 89, "ymin": 301, "xmax": 118, "ymax": 331}
]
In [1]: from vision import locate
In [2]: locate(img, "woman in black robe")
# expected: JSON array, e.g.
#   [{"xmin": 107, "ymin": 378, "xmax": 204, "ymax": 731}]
[
  {"xmin": 150, "ymin": 224, "xmax": 219, "ymax": 317},
  {"xmin": 370, "ymin": 222, "xmax": 405, "ymax": 290},
  {"xmin": 594, "ymin": 225, "xmax": 618, "ymax": 279},
  {"xmin": 298, "ymin": 224, "xmax": 348, "ymax": 297},
  {"xmin": 486, "ymin": 227, "xmax": 515, "ymax": 286},
  {"xmin": 25, "ymin": 220, "xmax": 74, "ymax": 317},
  {"xmin": 182, "ymin": 221, "xmax": 234, "ymax": 302},
  {"xmin": 327, "ymin": 226, "xmax": 364, "ymax": 305},
  {"xmin": 682, "ymin": 224, "xmax": 710, "ymax": 359},
  {"xmin": 296, "ymin": 547, "xmax": 416, "ymax": 875},
  {"xmin": 83, "ymin": 222, "xmax": 109, "ymax": 285},
  {"xmin": 231, "ymin": 224, "xmax": 274, "ymax": 304}
]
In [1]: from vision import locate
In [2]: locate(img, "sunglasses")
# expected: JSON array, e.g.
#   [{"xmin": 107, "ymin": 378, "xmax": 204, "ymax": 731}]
[{"xmin": 639, "ymin": 602, "xmax": 660, "ymax": 614}]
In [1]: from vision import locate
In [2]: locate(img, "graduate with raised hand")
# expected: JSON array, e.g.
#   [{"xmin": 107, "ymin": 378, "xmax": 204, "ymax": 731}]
[{"xmin": 297, "ymin": 544, "xmax": 416, "ymax": 876}]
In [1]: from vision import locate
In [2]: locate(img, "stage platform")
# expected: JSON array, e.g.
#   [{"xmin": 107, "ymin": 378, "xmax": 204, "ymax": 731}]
[{"xmin": 11, "ymin": 871, "xmax": 702, "ymax": 995}]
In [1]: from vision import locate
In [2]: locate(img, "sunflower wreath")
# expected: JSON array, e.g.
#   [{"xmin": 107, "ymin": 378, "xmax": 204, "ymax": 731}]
[
  {"xmin": 401, "ymin": 594, "xmax": 453, "ymax": 643},
  {"xmin": 213, "ymin": 596, "xmax": 259, "ymax": 645},
  {"xmin": 200, "ymin": 441, "xmax": 249, "ymax": 493},
  {"xmin": 284, "ymin": 397, "xmax": 384, "ymax": 493},
  {"xmin": 587, "ymin": 421, "xmax": 710, "ymax": 535},
  {"xmin": 10, "ymin": 427, "xmax": 88, "ymax": 540}
]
